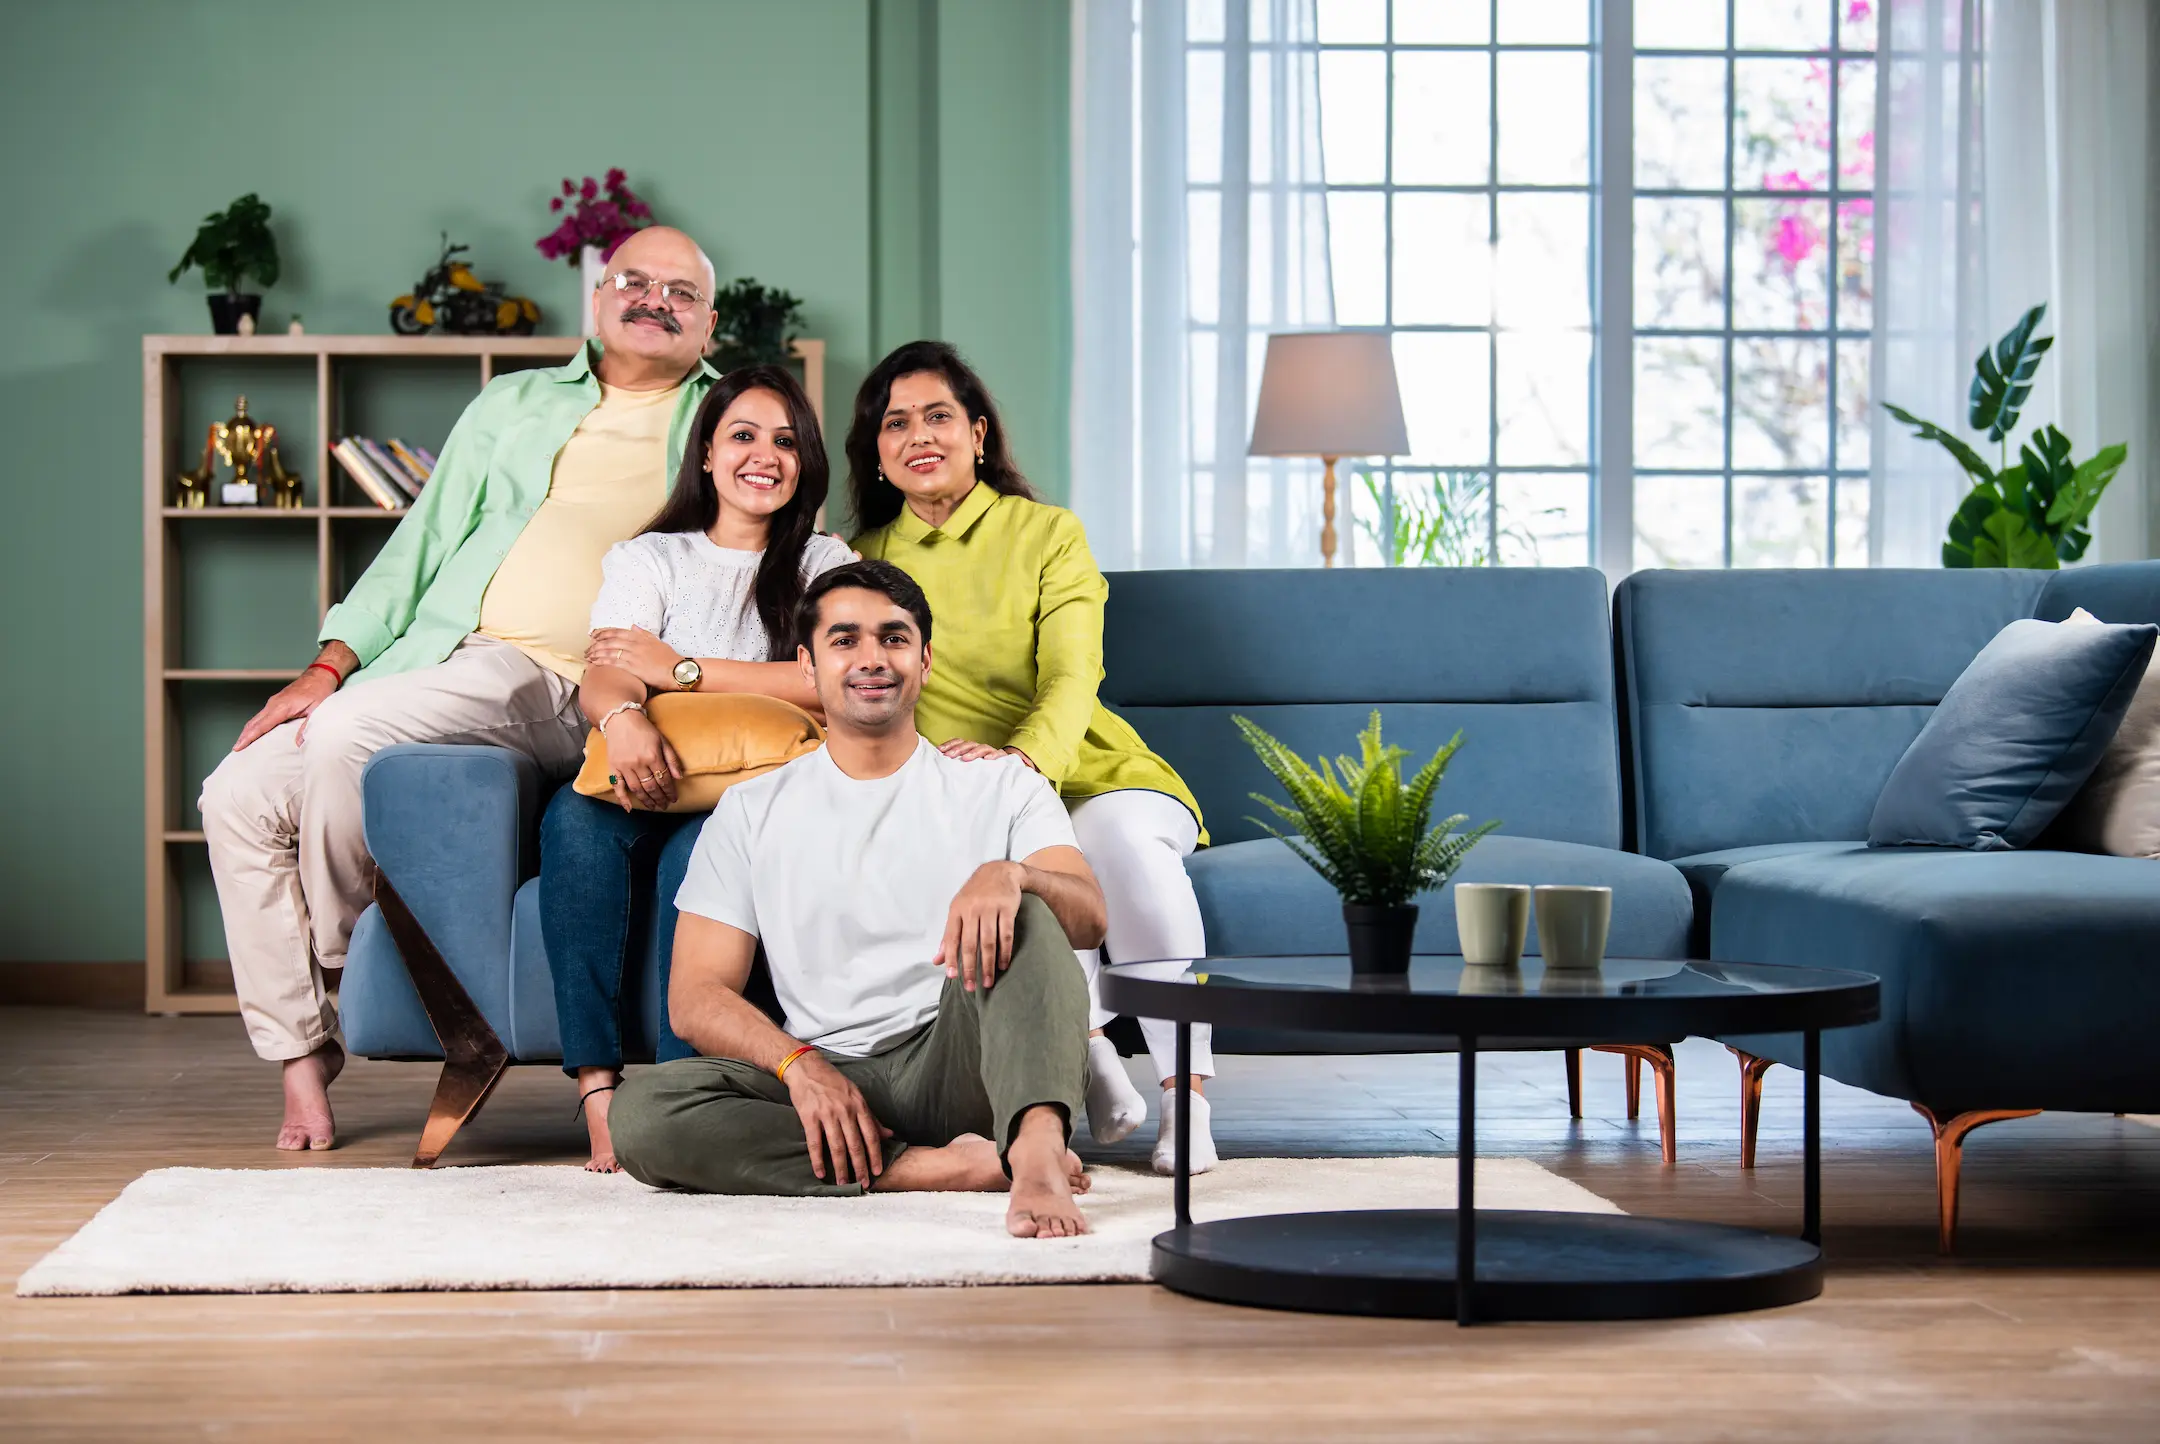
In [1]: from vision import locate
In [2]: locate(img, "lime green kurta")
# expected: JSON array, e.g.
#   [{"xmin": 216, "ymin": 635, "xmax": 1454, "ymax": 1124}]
[{"xmin": 854, "ymin": 483, "xmax": 1206, "ymax": 841}]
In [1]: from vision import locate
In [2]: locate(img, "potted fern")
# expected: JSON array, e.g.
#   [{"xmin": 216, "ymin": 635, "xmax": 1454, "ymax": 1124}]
[{"xmin": 1236, "ymin": 712, "xmax": 1498, "ymax": 976}]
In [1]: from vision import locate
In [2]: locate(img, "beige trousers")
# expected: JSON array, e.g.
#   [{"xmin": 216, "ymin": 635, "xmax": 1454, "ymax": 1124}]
[{"xmin": 200, "ymin": 635, "xmax": 586, "ymax": 1061}]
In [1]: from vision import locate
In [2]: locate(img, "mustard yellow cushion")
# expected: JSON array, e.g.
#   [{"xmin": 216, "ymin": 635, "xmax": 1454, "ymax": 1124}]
[{"xmin": 574, "ymin": 693, "xmax": 823, "ymax": 813}]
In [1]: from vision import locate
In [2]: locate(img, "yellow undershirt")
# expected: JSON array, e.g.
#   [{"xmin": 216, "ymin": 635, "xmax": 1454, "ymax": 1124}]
[{"xmin": 476, "ymin": 380, "xmax": 680, "ymax": 681}]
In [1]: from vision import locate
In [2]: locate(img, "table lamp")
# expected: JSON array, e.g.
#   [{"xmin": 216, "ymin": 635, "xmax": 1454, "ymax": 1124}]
[{"xmin": 1246, "ymin": 331, "xmax": 1411, "ymax": 567}]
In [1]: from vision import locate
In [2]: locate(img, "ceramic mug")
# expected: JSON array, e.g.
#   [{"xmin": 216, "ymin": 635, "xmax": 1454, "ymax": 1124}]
[
  {"xmin": 1533, "ymin": 885, "xmax": 1612, "ymax": 971},
  {"xmin": 1454, "ymin": 884, "xmax": 1530, "ymax": 967}
]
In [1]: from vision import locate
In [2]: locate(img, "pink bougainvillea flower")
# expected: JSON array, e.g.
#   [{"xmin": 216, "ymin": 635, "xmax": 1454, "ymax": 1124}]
[
  {"xmin": 1773, "ymin": 212, "xmax": 1824, "ymax": 267},
  {"xmin": 605, "ymin": 167, "xmax": 626, "ymax": 189},
  {"xmin": 561, "ymin": 178, "xmax": 575, "ymax": 196},
  {"xmin": 1847, "ymin": 1, "xmax": 1872, "ymax": 22}
]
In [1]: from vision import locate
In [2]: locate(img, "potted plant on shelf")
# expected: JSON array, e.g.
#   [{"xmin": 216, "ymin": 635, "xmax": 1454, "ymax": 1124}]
[
  {"xmin": 167, "ymin": 193, "xmax": 280, "ymax": 334},
  {"xmin": 1237, "ymin": 711, "xmax": 1498, "ymax": 976},
  {"xmin": 536, "ymin": 169, "xmax": 652, "ymax": 337},
  {"xmin": 1883, "ymin": 303, "xmax": 2129, "ymax": 569},
  {"xmin": 709, "ymin": 278, "xmax": 805, "ymax": 371}
]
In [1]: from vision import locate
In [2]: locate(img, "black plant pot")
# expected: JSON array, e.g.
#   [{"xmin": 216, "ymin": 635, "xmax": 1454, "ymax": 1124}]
[
  {"xmin": 207, "ymin": 293, "xmax": 261, "ymax": 335},
  {"xmin": 1343, "ymin": 902, "xmax": 1418, "ymax": 976}
]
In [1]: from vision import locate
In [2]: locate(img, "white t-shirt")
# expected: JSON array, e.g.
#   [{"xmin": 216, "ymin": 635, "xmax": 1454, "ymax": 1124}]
[
  {"xmin": 675, "ymin": 739, "xmax": 1080, "ymax": 1057},
  {"xmin": 589, "ymin": 530, "xmax": 854, "ymax": 662}
]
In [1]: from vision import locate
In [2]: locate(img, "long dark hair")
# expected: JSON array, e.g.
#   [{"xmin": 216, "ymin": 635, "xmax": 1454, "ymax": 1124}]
[
  {"xmin": 845, "ymin": 339, "xmax": 1040, "ymax": 532},
  {"xmin": 641, "ymin": 364, "xmax": 828, "ymax": 660}
]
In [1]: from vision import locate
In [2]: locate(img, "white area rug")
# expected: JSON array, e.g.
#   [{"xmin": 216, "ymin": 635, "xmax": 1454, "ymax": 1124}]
[{"xmin": 16, "ymin": 1156, "xmax": 1616, "ymax": 1297}]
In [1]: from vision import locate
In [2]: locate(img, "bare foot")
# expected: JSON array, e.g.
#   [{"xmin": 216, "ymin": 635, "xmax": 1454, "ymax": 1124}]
[
  {"xmin": 1006, "ymin": 1108, "xmax": 1090, "ymax": 1239},
  {"xmin": 276, "ymin": 1040, "xmax": 343, "ymax": 1152},
  {"xmin": 869, "ymin": 1133, "xmax": 1092, "ymax": 1196},
  {"xmin": 577, "ymin": 1069, "xmax": 622, "ymax": 1173}
]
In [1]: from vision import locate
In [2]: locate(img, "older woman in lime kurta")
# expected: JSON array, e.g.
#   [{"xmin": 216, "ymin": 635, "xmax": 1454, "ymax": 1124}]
[{"xmin": 848, "ymin": 340, "xmax": 1218, "ymax": 1174}]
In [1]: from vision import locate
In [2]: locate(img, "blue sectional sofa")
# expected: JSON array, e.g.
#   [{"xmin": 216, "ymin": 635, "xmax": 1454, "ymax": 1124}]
[
  {"xmin": 341, "ymin": 559, "xmax": 2160, "ymax": 1246},
  {"xmin": 1617, "ymin": 562, "xmax": 2160, "ymax": 1248}
]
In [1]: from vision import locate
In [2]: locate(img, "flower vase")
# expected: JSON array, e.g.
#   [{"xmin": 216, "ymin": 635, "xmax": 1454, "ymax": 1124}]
[{"xmin": 579, "ymin": 245, "xmax": 606, "ymax": 337}]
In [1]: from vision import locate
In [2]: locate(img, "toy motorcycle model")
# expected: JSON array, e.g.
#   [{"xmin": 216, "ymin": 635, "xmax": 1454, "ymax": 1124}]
[{"xmin": 390, "ymin": 236, "xmax": 540, "ymax": 336}]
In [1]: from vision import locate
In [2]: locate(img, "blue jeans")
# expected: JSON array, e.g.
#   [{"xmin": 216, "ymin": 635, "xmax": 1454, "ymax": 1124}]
[{"xmin": 538, "ymin": 787, "xmax": 705, "ymax": 1076}]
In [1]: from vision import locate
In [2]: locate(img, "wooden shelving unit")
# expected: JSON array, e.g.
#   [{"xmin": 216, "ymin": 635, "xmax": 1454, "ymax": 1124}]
[{"xmin": 142, "ymin": 333, "xmax": 826, "ymax": 1013}]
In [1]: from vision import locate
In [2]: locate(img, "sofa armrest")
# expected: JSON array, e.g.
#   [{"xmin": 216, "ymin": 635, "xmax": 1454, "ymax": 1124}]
[{"xmin": 358, "ymin": 743, "xmax": 545, "ymax": 1040}]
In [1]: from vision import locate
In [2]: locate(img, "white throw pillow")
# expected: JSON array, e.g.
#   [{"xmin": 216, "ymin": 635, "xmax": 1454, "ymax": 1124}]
[{"xmin": 2050, "ymin": 607, "xmax": 2160, "ymax": 857}]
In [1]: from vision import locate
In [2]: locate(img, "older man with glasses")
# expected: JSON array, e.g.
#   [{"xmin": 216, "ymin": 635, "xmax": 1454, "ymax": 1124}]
[{"xmin": 199, "ymin": 226, "xmax": 724, "ymax": 1152}]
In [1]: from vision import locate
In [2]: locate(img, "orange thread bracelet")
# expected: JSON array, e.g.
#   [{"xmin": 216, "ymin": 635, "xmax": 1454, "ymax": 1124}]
[{"xmin": 774, "ymin": 1044, "xmax": 817, "ymax": 1082}]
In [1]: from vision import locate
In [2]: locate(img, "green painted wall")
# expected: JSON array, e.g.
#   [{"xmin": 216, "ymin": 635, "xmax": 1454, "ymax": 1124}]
[{"xmin": 0, "ymin": 0, "xmax": 1068, "ymax": 964}]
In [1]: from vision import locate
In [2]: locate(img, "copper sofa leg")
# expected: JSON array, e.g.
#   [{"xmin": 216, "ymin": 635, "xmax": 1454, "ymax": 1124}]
[
  {"xmin": 376, "ymin": 875, "xmax": 511, "ymax": 1169},
  {"xmin": 1594, "ymin": 1043, "xmax": 1677, "ymax": 1165},
  {"xmin": 1729, "ymin": 1047, "xmax": 1775, "ymax": 1170},
  {"xmin": 1911, "ymin": 1104, "xmax": 2041, "ymax": 1255},
  {"xmin": 1564, "ymin": 1048, "xmax": 1583, "ymax": 1119}
]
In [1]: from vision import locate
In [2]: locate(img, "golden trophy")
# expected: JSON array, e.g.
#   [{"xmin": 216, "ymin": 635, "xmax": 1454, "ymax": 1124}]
[
  {"xmin": 211, "ymin": 395, "xmax": 271, "ymax": 506},
  {"xmin": 262, "ymin": 443, "xmax": 305, "ymax": 509},
  {"xmin": 173, "ymin": 431, "xmax": 216, "ymax": 509}
]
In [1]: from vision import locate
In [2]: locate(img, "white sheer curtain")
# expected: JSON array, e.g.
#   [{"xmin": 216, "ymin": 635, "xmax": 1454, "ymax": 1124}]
[
  {"xmin": 1873, "ymin": 0, "xmax": 2158, "ymax": 565},
  {"xmin": 1070, "ymin": 0, "xmax": 1335, "ymax": 569}
]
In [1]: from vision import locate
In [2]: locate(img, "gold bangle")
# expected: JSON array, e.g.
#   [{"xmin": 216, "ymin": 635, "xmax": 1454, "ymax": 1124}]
[{"xmin": 774, "ymin": 1044, "xmax": 817, "ymax": 1082}]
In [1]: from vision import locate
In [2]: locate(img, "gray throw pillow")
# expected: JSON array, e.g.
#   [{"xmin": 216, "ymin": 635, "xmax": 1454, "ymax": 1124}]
[{"xmin": 1868, "ymin": 616, "xmax": 2159, "ymax": 851}]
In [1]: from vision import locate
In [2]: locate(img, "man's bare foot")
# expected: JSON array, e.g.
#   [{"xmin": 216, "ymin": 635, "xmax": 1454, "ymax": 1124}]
[
  {"xmin": 577, "ymin": 1069, "xmax": 622, "ymax": 1172},
  {"xmin": 870, "ymin": 1133, "xmax": 1091, "ymax": 1196},
  {"xmin": 1005, "ymin": 1107, "xmax": 1090, "ymax": 1239},
  {"xmin": 276, "ymin": 1041, "xmax": 343, "ymax": 1152}
]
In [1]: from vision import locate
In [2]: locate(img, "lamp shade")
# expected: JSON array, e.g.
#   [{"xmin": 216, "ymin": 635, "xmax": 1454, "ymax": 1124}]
[{"xmin": 1246, "ymin": 331, "xmax": 1411, "ymax": 458}]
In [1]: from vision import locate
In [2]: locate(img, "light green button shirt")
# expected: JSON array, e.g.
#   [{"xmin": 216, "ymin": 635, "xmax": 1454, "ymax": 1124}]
[{"xmin": 319, "ymin": 341, "xmax": 717, "ymax": 680}]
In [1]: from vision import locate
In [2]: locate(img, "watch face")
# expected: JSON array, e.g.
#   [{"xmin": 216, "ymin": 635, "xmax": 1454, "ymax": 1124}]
[{"xmin": 673, "ymin": 658, "xmax": 700, "ymax": 688}]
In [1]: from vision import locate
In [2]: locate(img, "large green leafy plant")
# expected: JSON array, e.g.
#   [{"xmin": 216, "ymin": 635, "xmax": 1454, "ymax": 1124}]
[
  {"xmin": 1883, "ymin": 303, "xmax": 2126, "ymax": 569},
  {"xmin": 167, "ymin": 193, "xmax": 280, "ymax": 296},
  {"xmin": 1235, "ymin": 712, "xmax": 1497, "ymax": 907}
]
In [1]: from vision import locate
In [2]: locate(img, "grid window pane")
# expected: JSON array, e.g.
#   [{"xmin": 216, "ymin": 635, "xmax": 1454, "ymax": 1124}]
[
  {"xmin": 1635, "ymin": 0, "xmax": 1726, "ymax": 52},
  {"xmin": 1188, "ymin": 0, "xmax": 1226, "ymax": 45},
  {"xmin": 1393, "ymin": 192, "xmax": 1492, "ymax": 325},
  {"xmin": 1498, "ymin": 52, "xmax": 1591, "ymax": 185},
  {"xmin": 1328, "ymin": 191, "xmax": 1388, "ymax": 325},
  {"xmin": 1732, "ymin": 197, "xmax": 1830, "ymax": 330},
  {"xmin": 1733, "ymin": 337, "xmax": 1831, "ymax": 470},
  {"xmin": 1636, "ymin": 58, "xmax": 1727, "ymax": 189},
  {"xmin": 1733, "ymin": 58, "xmax": 1831, "ymax": 191},
  {"xmin": 1497, "ymin": 330, "xmax": 1592, "ymax": 466},
  {"xmin": 1733, "ymin": 474, "xmax": 1828, "ymax": 567},
  {"xmin": 1187, "ymin": 49, "xmax": 1224, "ymax": 185},
  {"xmin": 1393, "ymin": 0, "xmax": 1488, "ymax": 45},
  {"xmin": 1496, "ymin": 0, "xmax": 1589, "ymax": 46},
  {"xmin": 1839, "ymin": 0, "xmax": 1880, "ymax": 52},
  {"xmin": 1834, "ymin": 475, "xmax": 1872, "ymax": 565},
  {"xmin": 1836, "ymin": 338, "xmax": 1872, "ymax": 468},
  {"xmin": 1393, "ymin": 51, "xmax": 1491, "ymax": 185},
  {"xmin": 1495, "ymin": 193, "xmax": 1590, "ymax": 327},
  {"xmin": 1838, "ymin": 61, "xmax": 1876, "ymax": 187},
  {"xmin": 1394, "ymin": 331, "xmax": 1492, "ymax": 466},
  {"xmin": 1635, "ymin": 337, "xmax": 1726, "ymax": 468},
  {"xmin": 1187, "ymin": 191, "xmax": 1222, "ymax": 324},
  {"xmin": 1497, "ymin": 472, "xmax": 1592, "ymax": 565},
  {"xmin": 1836, "ymin": 199, "xmax": 1874, "ymax": 330},
  {"xmin": 1320, "ymin": 50, "xmax": 1389, "ymax": 183},
  {"xmin": 1734, "ymin": 0, "xmax": 1831, "ymax": 52},
  {"xmin": 1635, "ymin": 474, "xmax": 1726, "ymax": 568},
  {"xmin": 1316, "ymin": 0, "xmax": 1386, "ymax": 44},
  {"xmin": 1636, "ymin": 196, "xmax": 1726, "ymax": 329}
]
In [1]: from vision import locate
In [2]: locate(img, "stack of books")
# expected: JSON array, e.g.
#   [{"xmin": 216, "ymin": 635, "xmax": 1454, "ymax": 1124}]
[{"xmin": 333, "ymin": 437, "xmax": 436, "ymax": 510}]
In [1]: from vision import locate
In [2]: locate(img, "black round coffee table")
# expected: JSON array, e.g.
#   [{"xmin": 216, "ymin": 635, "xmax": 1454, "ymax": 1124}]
[{"xmin": 1098, "ymin": 955, "xmax": 1879, "ymax": 1325}]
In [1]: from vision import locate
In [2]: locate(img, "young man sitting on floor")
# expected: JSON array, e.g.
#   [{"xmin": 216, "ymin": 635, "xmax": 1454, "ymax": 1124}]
[{"xmin": 608, "ymin": 560, "xmax": 1099, "ymax": 1238}]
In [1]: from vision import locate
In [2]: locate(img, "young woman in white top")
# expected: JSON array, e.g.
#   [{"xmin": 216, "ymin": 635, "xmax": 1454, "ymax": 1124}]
[{"xmin": 540, "ymin": 364, "xmax": 851, "ymax": 1170}]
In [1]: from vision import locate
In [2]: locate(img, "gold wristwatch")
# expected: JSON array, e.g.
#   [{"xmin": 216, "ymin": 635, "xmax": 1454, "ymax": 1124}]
[{"xmin": 671, "ymin": 657, "xmax": 702, "ymax": 691}]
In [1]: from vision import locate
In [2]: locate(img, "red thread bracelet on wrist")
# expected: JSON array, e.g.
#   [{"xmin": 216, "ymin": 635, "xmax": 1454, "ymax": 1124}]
[{"xmin": 304, "ymin": 662, "xmax": 344, "ymax": 688}]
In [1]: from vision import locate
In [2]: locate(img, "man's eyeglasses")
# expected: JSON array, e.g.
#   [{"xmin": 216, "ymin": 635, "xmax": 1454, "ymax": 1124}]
[{"xmin": 601, "ymin": 271, "xmax": 707, "ymax": 312}]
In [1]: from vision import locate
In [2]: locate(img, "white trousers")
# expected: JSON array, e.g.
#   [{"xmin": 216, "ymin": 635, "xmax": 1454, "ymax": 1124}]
[
  {"xmin": 1068, "ymin": 789, "xmax": 1214, "ymax": 1080},
  {"xmin": 200, "ymin": 636, "xmax": 585, "ymax": 1061}
]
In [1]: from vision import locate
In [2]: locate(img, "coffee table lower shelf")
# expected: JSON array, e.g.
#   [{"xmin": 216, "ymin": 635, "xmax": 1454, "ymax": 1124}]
[{"xmin": 1151, "ymin": 1210, "xmax": 1823, "ymax": 1322}]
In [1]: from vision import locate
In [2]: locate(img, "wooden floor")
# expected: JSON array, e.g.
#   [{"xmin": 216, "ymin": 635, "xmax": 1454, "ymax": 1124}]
[{"xmin": 5, "ymin": 1007, "xmax": 2160, "ymax": 1441}]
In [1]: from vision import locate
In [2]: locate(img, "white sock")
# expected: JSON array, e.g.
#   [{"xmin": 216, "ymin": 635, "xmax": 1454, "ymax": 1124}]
[
  {"xmin": 1153, "ymin": 1086, "xmax": 1218, "ymax": 1176},
  {"xmin": 1085, "ymin": 1035, "xmax": 1147, "ymax": 1144}
]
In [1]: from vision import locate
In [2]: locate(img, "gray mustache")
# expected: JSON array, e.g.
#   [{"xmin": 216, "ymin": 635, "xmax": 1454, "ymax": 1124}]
[{"xmin": 620, "ymin": 306, "xmax": 682, "ymax": 334}]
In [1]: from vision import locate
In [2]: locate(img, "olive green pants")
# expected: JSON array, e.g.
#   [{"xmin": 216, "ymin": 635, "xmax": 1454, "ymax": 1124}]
[{"xmin": 610, "ymin": 895, "xmax": 1088, "ymax": 1196}]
